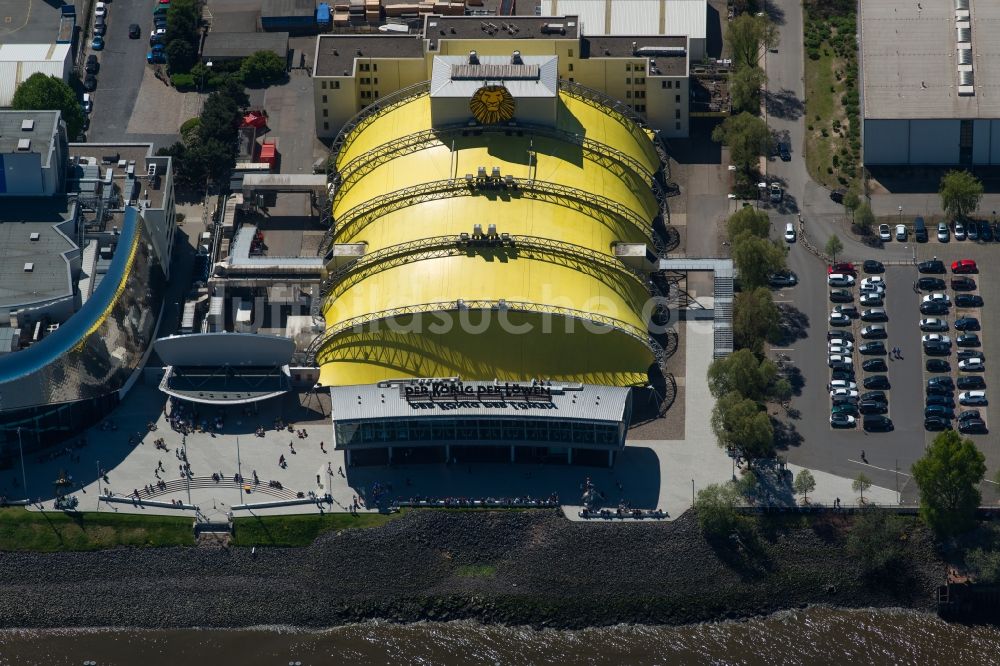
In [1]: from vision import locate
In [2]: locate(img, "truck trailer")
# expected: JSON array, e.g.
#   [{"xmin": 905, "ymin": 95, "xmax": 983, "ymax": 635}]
[{"xmin": 57, "ymin": 4, "xmax": 76, "ymax": 45}]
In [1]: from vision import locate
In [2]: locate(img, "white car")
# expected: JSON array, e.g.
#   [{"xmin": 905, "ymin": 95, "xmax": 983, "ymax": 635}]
[
  {"xmin": 959, "ymin": 390, "xmax": 988, "ymax": 406},
  {"xmin": 895, "ymin": 224, "xmax": 907, "ymax": 241},
  {"xmin": 82, "ymin": 93, "xmax": 92, "ymax": 114},
  {"xmin": 938, "ymin": 222, "xmax": 950, "ymax": 242},
  {"xmin": 922, "ymin": 334, "xmax": 951, "ymax": 345},
  {"xmin": 830, "ymin": 388, "xmax": 859, "ymax": 399},
  {"xmin": 828, "ymin": 354, "xmax": 854, "ymax": 367},
  {"xmin": 829, "ymin": 311, "xmax": 850, "ymax": 326},
  {"xmin": 95, "ymin": 1, "xmax": 107, "ymax": 17},
  {"xmin": 828, "ymin": 273, "xmax": 856, "ymax": 287},
  {"xmin": 878, "ymin": 224, "xmax": 891, "ymax": 241},
  {"xmin": 959, "ymin": 358, "xmax": 985, "ymax": 371},
  {"xmin": 860, "ymin": 276, "xmax": 885, "ymax": 289},
  {"xmin": 784, "ymin": 222, "xmax": 796, "ymax": 243},
  {"xmin": 859, "ymin": 292, "xmax": 883, "ymax": 306},
  {"xmin": 830, "ymin": 379, "xmax": 858, "ymax": 391},
  {"xmin": 923, "ymin": 293, "xmax": 951, "ymax": 305},
  {"xmin": 955, "ymin": 221, "xmax": 966, "ymax": 240},
  {"xmin": 828, "ymin": 345, "xmax": 850, "ymax": 356},
  {"xmin": 828, "ymin": 339, "xmax": 854, "ymax": 351}
]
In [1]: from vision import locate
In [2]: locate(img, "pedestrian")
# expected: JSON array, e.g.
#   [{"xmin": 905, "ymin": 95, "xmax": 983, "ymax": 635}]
[
  {"xmin": 861, "ymin": 449, "xmax": 866, "ymax": 462},
  {"xmin": 327, "ymin": 462, "xmax": 333, "ymax": 475},
  {"xmin": 338, "ymin": 466, "xmax": 344, "ymax": 477},
  {"xmin": 320, "ymin": 441, "xmax": 326, "ymax": 453},
  {"xmin": 289, "ymin": 441, "xmax": 295, "ymax": 454}
]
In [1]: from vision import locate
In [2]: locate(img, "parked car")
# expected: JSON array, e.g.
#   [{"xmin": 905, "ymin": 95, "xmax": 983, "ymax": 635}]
[
  {"xmin": 831, "ymin": 388, "xmax": 859, "ymax": 400},
  {"xmin": 920, "ymin": 318, "xmax": 949, "ymax": 332},
  {"xmin": 768, "ymin": 271, "xmax": 797, "ymax": 287},
  {"xmin": 93, "ymin": 21, "xmax": 106, "ymax": 36},
  {"xmin": 924, "ymin": 405, "xmax": 955, "ymax": 419},
  {"xmin": 928, "ymin": 376, "xmax": 954, "ymax": 390},
  {"xmin": 863, "ymin": 375, "xmax": 890, "ymax": 390},
  {"xmin": 968, "ymin": 220, "xmax": 980, "ymax": 241},
  {"xmin": 958, "ymin": 409, "xmax": 982, "ymax": 423},
  {"xmin": 861, "ymin": 308, "xmax": 888, "ymax": 322},
  {"xmin": 955, "ymin": 317, "xmax": 980, "ymax": 331},
  {"xmin": 981, "ymin": 220, "xmax": 993, "ymax": 241},
  {"xmin": 828, "ymin": 330, "xmax": 855, "ymax": 342},
  {"xmin": 951, "ymin": 277, "xmax": 976, "ymax": 291},
  {"xmin": 895, "ymin": 224, "xmax": 907, "ymax": 241},
  {"xmin": 863, "ymin": 415, "xmax": 893, "ymax": 432},
  {"xmin": 959, "ymin": 358, "xmax": 985, "ymax": 372},
  {"xmin": 926, "ymin": 359, "xmax": 951, "ymax": 373},
  {"xmin": 925, "ymin": 415, "xmax": 951, "ymax": 431},
  {"xmin": 918, "ymin": 259, "xmax": 946, "ymax": 274},
  {"xmin": 922, "ymin": 333, "xmax": 951, "ymax": 346},
  {"xmin": 129, "ymin": 23, "xmax": 141, "ymax": 39},
  {"xmin": 960, "ymin": 391, "xmax": 988, "ymax": 406},
  {"xmin": 952, "ymin": 259, "xmax": 978, "ymax": 273},
  {"xmin": 860, "ymin": 276, "xmax": 885, "ymax": 290},
  {"xmin": 860, "ymin": 341, "xmax": 886, "ymax": 355},
  {"xmin": 917, "ymin": 277, "xmax": 946, "ymax": 291},
  {"xmin": 920, "ymin": 301, "xmax": 949, "ymax": 315},
  {"xmin": 937, "ymin": 223, "xmax": 950, "ymax": 242},
  {"xmin": 829, "ymin": 311, "xmax": 850, "ymax": 326},
  {"xmin": 147, "ymin": 50, "xmax": 167, "ymax": 64},
  {"xmin": 85, "ymin": 54, "xmax": 99, "ymax": 74},
  {"xmin": 828, "ymin": 345, "xmax": 851, "ymax": 356},
  {"xmin": 827, "ymin": 273, "xmax": 855, "ymax": 287},
  {"xmin": 829, "ymin": 289, "xmax": 853, "ymax": 303},
  {"xmin": 832, "ymin": 369, "xmax": 855, "ymax": 382},
  {"xmin": 833, "ymin": 305, "xmax": 859, "ymax": 318},
  {"xmin": 769, "ymin": 182, "xmax": 782, "ymax": 202},
  {"xmin": 81, "ymin": 93, "xmax": 92, "ymax": 114},
  {"xmin": 829, "ymin": 262, "xmax": 857, "ymax": 275},
  {"xmin": 778, "ymin": 141, "xmax": 791, "ymax": 161},
  {"xmin": 83, "ymin": 75, "xmax": 97, "ymax": 91},
  {"xmin": 924, "ymin": 341, "xmax": 951, "ymax": 356},
  {"xmin": 830, "ymin": 188, "xmax": 845, "ymax": 203},
  {"xmin": 994, "ymin": 220, "xmax": 1000, "ymax": 241},
  {"xmin": 926, "ymin": 384, "xmax": 953, "ymax": 397},
  {"xmin": 861, "ymin": 391, "xmax": 887, "ymax": 403},
  {"xmin": 958, "ymin": 350, "xmax": 985, "ymax": 362},
  {"xmin": 832, "ymin": 403, "xmax": 858, "ymax": 416},
  {"xmin": 959, "ymin": 419, "xmax": 988, "ymax": 434},
  {"xmin": 830, "ymin": 379, "xmax": 858, "ymax": 391},
  {"xmin": 862, "ymin": 358, "xmax": 887, "ymax": 372},
  {"xmin": 830, "ymin": 413, "xmax": 856, "ymax": 428},
  {"xmin": 925, "ymin": 395, "xmax": 955, "ymax": 408},
  {"xmin": 956, "ymin": 294, "xmax": 984, "ymax": 308},
  {"xmin": 878, "ymin": 224, "xmax": 891, "ymax": 242},
  {"xmin": 91, "ymin": 35, "xmax": 104, "ymax": 50},
  {"xmin": 957, "ymin": 376, "xmax": 986, "ymax": 390},
  {"xmin": 859, "ymin": 293, "xmax": 883, "ymax": 307},
  {"xmin": 955, "ymin": 221, "xmax": 967, "ymax": 240},
  {"xmin": 923, "ymin": 293, "xmax": 950, "ymax": 305},
  {"xmin": 828, "ymin": 339, "xmax": 854, "ymax": 351},
  {"xmin": 828, "ymin": 354, "xmax": 854, "ymax": 368},
  {"xmin": 861, "ymin": 325, "xmax": 887, "ymax": 339},
  {"xmin": 957, "ymin": 333, "xmax": 981, "ymax": 348},
  {"xmin": 150, "ymin": 28, "xmax": 167, "ymax": 46},
  {"xmin": 784, "ymin": 222, "xmax": 796, "ymax": 242},
  {"xmin": 862, "ymin": 260, "xmax": 884, "ymax": 274},
  {"xmin": 859, "ymin": 400, "xmax": 888, "ymax": 415},
  {"xmin": 914, "ymin": 217, "xmax": 928, "ymax": 243},
  {"xmin": 95, "ymin": 1, "xmax": 107, "ymax": 18}
]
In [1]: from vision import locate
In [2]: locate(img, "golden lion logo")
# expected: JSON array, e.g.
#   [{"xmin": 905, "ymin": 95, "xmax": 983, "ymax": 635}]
[{"xmin": 470, "ymin": 85, "xmax": 515, "ymax": 124}]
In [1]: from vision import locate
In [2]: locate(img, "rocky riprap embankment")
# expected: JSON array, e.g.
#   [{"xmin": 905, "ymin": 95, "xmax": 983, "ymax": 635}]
[{"xmin": 0, "ymin": 511, "xmax": 945, "ymax": 629}]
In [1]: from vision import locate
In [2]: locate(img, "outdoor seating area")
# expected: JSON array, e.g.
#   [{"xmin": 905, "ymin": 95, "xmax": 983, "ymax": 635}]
[{"xmin": 397, "ymin": 495, "xmax": 560, "ymax": 509}]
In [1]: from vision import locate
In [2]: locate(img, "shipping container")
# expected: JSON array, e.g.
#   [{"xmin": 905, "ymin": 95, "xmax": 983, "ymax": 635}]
[{"xmin": 57, "ymin": 4, "xmax": 76, "ymax": 44}]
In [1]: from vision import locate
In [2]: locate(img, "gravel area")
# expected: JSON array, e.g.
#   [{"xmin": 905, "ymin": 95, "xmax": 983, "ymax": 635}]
[{"xmin": 0, "ymin": 511, "xmax": 945, "ymax": 629}]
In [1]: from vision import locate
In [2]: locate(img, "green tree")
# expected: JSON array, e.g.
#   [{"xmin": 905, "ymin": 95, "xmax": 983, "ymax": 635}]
[
  {"xmin": 694, "ymin": 482, "xmax": 742, "ymax": 537},
  {"xmin": 166, "ymin": 39, "xmax": 198, "ymax": 75},
  {"xmin": 824, "ymin": 234, "xmax": 844, "ymax": 263},
  {"xmin": 855, "ymin": 202, "xmax": 875, "ymax": 234},
  {"xmin": 852, "ymin": 473, "xmax": 872, "ymax": 504},
  {"xmin": 726, "ymin": 14, "xmax": 778, "ymax": 70},
  {"xmin": 726, "ymin": 206, "xmax": 770, "ymax": 239},
  {"xmin": 711, "ymin": 391, "xmax": 774, "ymax": 459},
  {"xmin": 712, "ymin": 112, "xmax": 771, "ymax": 176},
  {"xmin": 707, "ymin": 348, "xmax": 778, "ymax": 402},
  {"xmin": 843, "ymin": 190, "xmax": 860, "ymax": 222},
  {"xmin": 846, "ymin": 508, "xmax": 906, "ymax": 575},
  {"xmin": 10, "ymin": 73, "xmax": 84, "ymax": 139},
  {"xmin": 733, "ymin": 287, "xmax": 780, "ymax": 354},
  {"xmin": 939, "ymin": 170, "xmax": 984, "ymax": 222},
  {"xmin": 180, "ymin": 116, "xmax": 201, "ymax": 145},
  {"xmin": 793, "ymin": 469, "xmax": 816, "ymax": 504},
  {"xmin": 966, "ymin": 547, "xmax": 1000, "ymax": 583},
  {"xmin": 911, "ymin": 429, "xmax": 986, "ymax": 536},
  {"xmin": 729, "ymin": 65, "xmax": 767, "ymax": 113},
  {"xmin": 732, "ymin": 233, "xmax": 786, "ymax": 290},
  {"xmin": 240, "ymin": 50, "xmax": 287, "ymax": 87}
]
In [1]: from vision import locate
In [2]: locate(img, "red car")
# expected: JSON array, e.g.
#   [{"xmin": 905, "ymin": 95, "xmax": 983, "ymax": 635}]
[
  {"xmin": 952, "ymin": 259, "xmax": 978, "ymax": 274},
  {"xmin": 828, "ymin": 262, "xmax": 856, "ymax": 276}
]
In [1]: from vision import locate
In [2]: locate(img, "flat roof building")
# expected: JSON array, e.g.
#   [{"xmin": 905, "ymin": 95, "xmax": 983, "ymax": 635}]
[
  {"xmin": 313, "ymin": 13, "xmax": 692, "ymax": 139},
  {"xmin": 201, "ymin": 32, "xmax": 290, "ymax": 62},
  {"xmin": 861, "ymin": 0, "xmax": 1000, "ymax": 165},
  {"xmin": 0, "ymin": 111, "xmax": 67, "ymax": 197},
  {"xmin": 0, "ymin": 44, "xmax": 73, "ymax": 107}
]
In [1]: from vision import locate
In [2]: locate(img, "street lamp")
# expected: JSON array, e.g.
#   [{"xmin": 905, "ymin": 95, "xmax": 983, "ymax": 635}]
[
  {"xmin": 757, "ymin": 182, "xmax": 767, "ymax": 209},
  {"xmin": 16, "ymin": 427, "xmax": 27, "ymax": 503},
  {"xmin": 182, "ymin": 433, "xmax": 191, "ymax": 506},
  {"xmin": 200, "ymin": 60, "xmax": 213, "ymax": 92},
  {"xmin": 898, "ymin": 205, "xmax": 903, "ymax": 226}
]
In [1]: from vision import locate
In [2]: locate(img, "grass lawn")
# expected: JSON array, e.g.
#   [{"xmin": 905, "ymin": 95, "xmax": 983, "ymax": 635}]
[
  {"xmin": 232, "ymin": 510, "xmax": 405, "ymax": 547},
  {"xmin": 456, "ymin": 564, "xmax": 497, "ymax": 578},
  {"xmin": 804, "ymin": 50, "xmax": 853, "ymax": 189},
  {"xmin": 0, "ymin": 508, "xmax": 194, "ymax": 552}
]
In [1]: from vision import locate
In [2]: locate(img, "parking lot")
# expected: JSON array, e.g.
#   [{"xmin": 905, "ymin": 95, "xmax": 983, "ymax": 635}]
[{"xmin": 774, "ymin": 222, "xmax": 1000, "ymax": 502}]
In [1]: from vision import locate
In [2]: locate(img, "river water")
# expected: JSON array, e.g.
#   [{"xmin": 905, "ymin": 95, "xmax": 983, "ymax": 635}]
[{"xmin": 1, "ymin": 608, "xmax": 998, "ymax": 665}]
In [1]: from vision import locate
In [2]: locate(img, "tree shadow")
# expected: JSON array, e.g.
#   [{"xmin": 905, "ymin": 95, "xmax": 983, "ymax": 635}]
[
  {"xmin": 771, "ymin": 418, "xmax": 803, "ymax": 450},
  {"xmin": 765, "ymin": 2, "xmax": 786, "ymax": 26},
  {"xmin": 783, "ymin": 365, "xmax": 805, "ymax": 396},
  {"xmin": 776, "ymin": 303, "xmax": 810, "ymax": 344},
  {"xmin": 764, "ymin": 89, "xmax": 804, "ymax": 121}
]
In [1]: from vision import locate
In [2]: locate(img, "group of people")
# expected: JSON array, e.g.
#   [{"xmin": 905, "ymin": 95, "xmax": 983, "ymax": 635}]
[
  {"xmin": 399, "ymin": 494, "xmax": 560, "ymax": 508},
  {"xmin": 578, "ymin": 507, "xmax": 666, "ymax": 520}
]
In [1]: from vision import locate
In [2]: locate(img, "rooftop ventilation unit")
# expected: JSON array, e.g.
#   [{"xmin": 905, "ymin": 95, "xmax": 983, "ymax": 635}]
[
  {"xmin": 959, "ymin": 66, "xmax": 974, "ymax": 86},
  {"xmin": 957, "ymin": 25, "xmax": 971, "ymax": 42},
  {"xmin": 20, "ymin": 119, "xmax": 34, "ymax": 131},
  {"xmin": 955, "ymin": 0, "xmax": 969, "ymax": 9},
  {"xmin": 540, "ymin": 22, "xmax": 565, "ymax": 35},
  {"xmin": 958, "ymin": 47, "xmax": 972, "ymax": 64},
  {"xmin": 468, "ymin": 50, "xmax": 479, "ymax": 65},
  {"xmin": 956, "ymin": 9, "xmax": 969, "ymax": 19},
  {"xmin": 29, "ymin": 233, "xmax": 39, "ymax": 241},
  {"xmin": 16, "ymin": 138, "xmax": 30, "ymax": 151},
  {"xmin": 23, "ymin": 263, "xmax": 34, "ymax": 272},
  {"xmin": 511, "ymin": 50, "xmax": 522, "ymax": 64}
]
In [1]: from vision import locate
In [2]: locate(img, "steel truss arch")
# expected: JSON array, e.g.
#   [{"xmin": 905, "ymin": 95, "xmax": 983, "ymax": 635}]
[
  {"xmin": 326, "ymin": 178, "xmax": 663, "ymax": 255},
  {"xmin": 330, "ymin": 81, "xmax": 432, "ymax": 161},
  {"xmin": 319, "ymin": 234, "xmax": 654, "ymax": 313},
  {"xmin": 556, "ymin": 80, "xmax": 656, "ymax": 158},
  {"xmin": 310, "ymin": 299, "xmax": 664, "ymax": 366},
  {"xmin": 332, "ymin": 124, "xmax": 662, "ymax": 208}
]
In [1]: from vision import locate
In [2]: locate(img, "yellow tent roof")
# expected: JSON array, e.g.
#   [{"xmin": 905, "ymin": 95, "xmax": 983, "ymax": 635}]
[{"xmin": 318, "ymin": 89, "xmax": 660, "ymax": 388}]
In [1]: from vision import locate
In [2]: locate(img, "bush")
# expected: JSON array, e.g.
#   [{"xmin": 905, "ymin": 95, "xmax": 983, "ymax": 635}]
[
  {"xmin": 170, "ymin": 73, "xmax": 196, "ymax": 89},
  {"xmin": 694, "ymin": 483, "xmax": 742, "ymax": 538},
  {"xmin": 239, "ymin": 50, "xmax": 287, "ymax": 87}
]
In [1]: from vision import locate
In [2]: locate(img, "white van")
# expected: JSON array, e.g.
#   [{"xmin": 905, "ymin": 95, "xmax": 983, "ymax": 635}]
[{"xmin": 82, "ymin": 93, "xmax": 92, "ymax": 114}]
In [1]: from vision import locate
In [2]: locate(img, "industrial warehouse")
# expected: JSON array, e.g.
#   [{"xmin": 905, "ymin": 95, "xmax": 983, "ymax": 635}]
[{"xmin": 311, "ymin": 47, "xmax": 680, "ymax": 466}]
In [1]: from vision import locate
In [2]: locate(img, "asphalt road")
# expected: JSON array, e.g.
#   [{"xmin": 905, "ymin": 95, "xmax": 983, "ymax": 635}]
[{"xmin": 86, "ymin": 0, "xmax": 162, "ymax": 144}]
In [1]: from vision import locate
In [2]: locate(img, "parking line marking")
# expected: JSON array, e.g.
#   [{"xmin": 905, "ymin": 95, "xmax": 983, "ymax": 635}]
[{"xmin": 848, "ymin": 459, "xmax": 912, "ymax": 477}]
